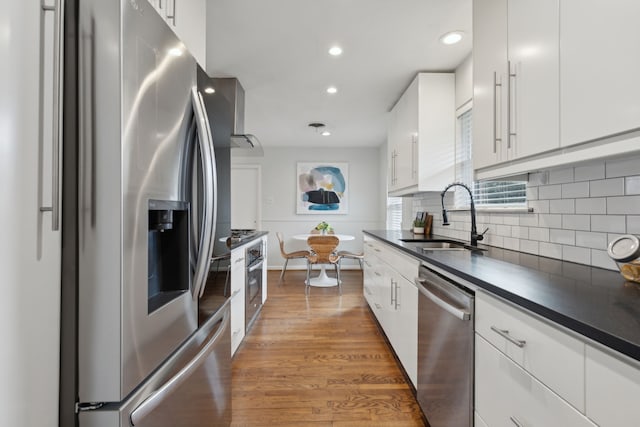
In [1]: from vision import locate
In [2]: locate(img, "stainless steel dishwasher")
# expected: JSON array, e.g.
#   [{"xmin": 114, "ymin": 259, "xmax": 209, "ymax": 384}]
[{"xmin": 415, "ymin": 264, "xmax": 474, "ymax": 427}]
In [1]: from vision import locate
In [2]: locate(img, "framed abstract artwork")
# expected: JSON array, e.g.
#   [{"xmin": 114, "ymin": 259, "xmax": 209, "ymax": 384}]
[{"xmin": 296, "ymin": 162, "xmax": 349, "ymax": 214}]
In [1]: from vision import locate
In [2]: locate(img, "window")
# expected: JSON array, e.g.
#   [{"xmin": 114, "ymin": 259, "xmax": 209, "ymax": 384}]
[
  {"xmin": 386, "ymin": 197, "xmax": 403, "ymax": 230},
  {"xmin": 454, "ymin": 106, "xmax": 527, "ymax": 209}
]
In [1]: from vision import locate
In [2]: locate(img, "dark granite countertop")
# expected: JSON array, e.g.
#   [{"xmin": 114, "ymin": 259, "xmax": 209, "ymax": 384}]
[{"xmin": 363, "ymin": 229, "xmax": 640, "ymax": 362}]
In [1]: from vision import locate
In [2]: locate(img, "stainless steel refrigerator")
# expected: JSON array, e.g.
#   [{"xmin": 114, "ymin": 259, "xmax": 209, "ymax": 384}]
[{"xmin": 60, "ymin": 0, "xmax": 231, "ymax": 425}]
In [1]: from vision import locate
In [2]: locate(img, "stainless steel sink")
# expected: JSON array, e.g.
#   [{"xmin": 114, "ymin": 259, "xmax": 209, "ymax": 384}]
[
  {"xmin": 420, "ymin": 241, "xmax": 467, "ymax": 250},
  {"xmin": 399, "ymin": 238, "xmax": 487, "ymax": 251}
]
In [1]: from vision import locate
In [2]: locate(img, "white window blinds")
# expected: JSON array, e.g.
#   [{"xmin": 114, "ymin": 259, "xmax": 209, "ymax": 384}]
[
  {"xmin": 386, "ymin": 197, "xmax": 403, "ymax": 230},
  {"xmin": 455, "ymin": 108, "xmax": 527, "ymax": 208}
]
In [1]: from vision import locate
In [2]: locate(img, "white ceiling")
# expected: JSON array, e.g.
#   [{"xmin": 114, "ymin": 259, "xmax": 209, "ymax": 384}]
[{"xmin": 206, "ymin": 0, "xmax": 472, "ymax": 148}]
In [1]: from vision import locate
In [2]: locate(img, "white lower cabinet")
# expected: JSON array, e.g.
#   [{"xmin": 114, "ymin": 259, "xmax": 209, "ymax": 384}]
[
  {"xmin": 383, "ymin": 269, "xmax": 418, "ymax": 386},
  {"xmin": 585, "ymin": 345, "xmax": 640, "ymax": 427},
  {"xmin": 476, "ymin": 335, "xmax": 596, "ymax": 427},
  {"xmin": 475, "ymin": 290, "xmax": 640, "ymax": 426},
  {"xmin": 363, "ymin": 237, "xmax": 419, "ymax": 387},
  {"xmin": 229, "ymin": 246, "xmax": 246, "ymax": 356},
  {"xmin": 475, "ymin": 291, "xmax": 585, "ymax": 411}
]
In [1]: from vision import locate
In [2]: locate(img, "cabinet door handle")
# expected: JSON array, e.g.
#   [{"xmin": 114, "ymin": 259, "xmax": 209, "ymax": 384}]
[
  {"xmin": 510, "ymin": 416, "xmax": 523, "ymax": 427},
  {"xmin": 231, "ymin": 289, "xmax": 241, "ymax": 298},
  {"xmin": 390, "ymin": 150, "xmax": 395, "ymax": 185},
  {"xmin": 493, "ymin": 71, "xmax": 502, "ymax": 154},
  {"xmin": 393, "ymin": 150, "xmax": 397, "ymax": 184},
  {"xmin": 234, "ymin": 257, "xmax": 245, "ymax": 264},
  {"xmin": 490, "ymin": 326, "xmax": 526, "ymax": 348},
  {"xmin": 40, "ymin": 0, "xmax": 64, "ymax": 231},
  {"xmin": 394, "ymin": 281, "xmax": 400, "ymax": 310},
  {"xmin": 508, "ymin": 60, "xmax": 517, "ymax": 149},
  {"xmin": 166, "ymin": 0, "xmax": 176, "ymax": 25},
  {"xmin": 390, "ymin": 279, "xmax": 396, "ymax": 305},
  {"xmin": 374, "ymin": 303, "xmax": 382, "ymax": 310},
  {"xmin": 411, "ymin": 133, "xmax": 418, "ymax": 179}
]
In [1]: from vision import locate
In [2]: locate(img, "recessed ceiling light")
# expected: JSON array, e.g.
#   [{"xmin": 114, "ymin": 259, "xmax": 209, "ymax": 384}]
[
  {"xmin": 328, "ymin": 46, "xmax": 343, "ymax": 56},
  {"xmin": 439, "ymin": 31, "xmax": 464, "ymax": 45},
  {"xmin": 168, "ymin": 47, "xmax": 183, "ymax": 56},
  {"xmin": 326, "ymin": 86, "xmax": 338, "ymax": 94},
  {"xmin": 321, "ymin": 131, "xmax": 331, "ymax": 136},
  {"xmin": 204, "ymin": 87, "xmax": 215, "ymax": 94}
]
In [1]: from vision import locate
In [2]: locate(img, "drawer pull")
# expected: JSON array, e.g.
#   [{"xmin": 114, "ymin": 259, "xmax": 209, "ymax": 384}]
[
  {"xmin": 491, "ymin": 326, "xmax": 526, "ymax": 348},
  {"xmin": 510, "ymin": 416, "xmax": 523, "ymax": 427},
  {"xmin": 374, "ymin": 303, "xmax": 382, "ymax": 310}
]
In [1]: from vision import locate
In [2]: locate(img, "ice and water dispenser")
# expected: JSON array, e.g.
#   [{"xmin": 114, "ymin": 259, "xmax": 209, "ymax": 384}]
[{"xmin": 147, "ymin": 200, "xmax": 190, "ymax": 313}]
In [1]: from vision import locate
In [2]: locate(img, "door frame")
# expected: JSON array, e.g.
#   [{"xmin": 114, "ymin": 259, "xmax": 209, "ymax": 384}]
[{"xmin": 231, "ymin": 164, "xmax": 262, "ymax": 230}]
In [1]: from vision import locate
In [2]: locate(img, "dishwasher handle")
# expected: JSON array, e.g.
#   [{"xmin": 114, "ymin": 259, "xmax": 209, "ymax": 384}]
[{"xmin": 415, "ymin": 277, "xmax": 472, "ymax": 321}]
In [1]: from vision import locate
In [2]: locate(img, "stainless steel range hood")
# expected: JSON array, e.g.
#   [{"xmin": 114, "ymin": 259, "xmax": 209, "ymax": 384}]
[{"xmin": 210, "ymin": 78, "xmax": 263, "ymax": 156}]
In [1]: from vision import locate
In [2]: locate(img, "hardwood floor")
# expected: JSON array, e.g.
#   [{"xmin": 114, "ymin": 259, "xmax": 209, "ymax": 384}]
[{"xmin": 231, "ymin": 269, "xmax": 426, "ymax": 426}]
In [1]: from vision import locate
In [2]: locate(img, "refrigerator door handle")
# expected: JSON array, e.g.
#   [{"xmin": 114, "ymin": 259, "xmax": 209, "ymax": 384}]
[
  {"xmin": 190, "ymin": 87, "xmax": 217, "ymax": 300},
  {"xmin": 129, "ymin": 306, "xmax": 230, "ymax": 426}
]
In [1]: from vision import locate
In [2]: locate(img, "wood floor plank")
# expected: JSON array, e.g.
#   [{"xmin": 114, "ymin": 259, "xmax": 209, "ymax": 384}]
[{"xmin": 231, "ymin": 270, "xmax": 426, "ymax": 426}]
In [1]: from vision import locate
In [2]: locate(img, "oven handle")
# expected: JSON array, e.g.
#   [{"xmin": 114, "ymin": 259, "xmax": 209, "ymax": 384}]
[
  {"xmin": 248, "ymin": 258, "xmax": 264, "ymax": 273},
  {"xmin": 415, "ymin": 277, "xmax": 471, "ymax": 321}
]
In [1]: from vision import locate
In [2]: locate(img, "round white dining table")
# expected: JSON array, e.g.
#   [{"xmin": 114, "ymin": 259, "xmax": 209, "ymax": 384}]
[{"xmin": 292, "ymin": 234, "xmax": 355, "ymax": 287}]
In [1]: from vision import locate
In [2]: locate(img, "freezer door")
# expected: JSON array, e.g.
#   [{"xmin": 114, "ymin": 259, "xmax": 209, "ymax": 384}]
[{"xmin": 79, "ymin": 303, "xmax": 231, "ymax": 427}]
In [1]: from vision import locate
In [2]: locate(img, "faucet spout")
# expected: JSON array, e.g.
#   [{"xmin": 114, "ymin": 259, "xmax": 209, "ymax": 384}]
[{"xmin": 440, "ymin": 182, "xmax": 486, "ymax": 247}]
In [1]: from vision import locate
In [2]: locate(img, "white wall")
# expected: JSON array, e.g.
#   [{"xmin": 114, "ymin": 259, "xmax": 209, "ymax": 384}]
[{"xmin": 233, "ymin": 147, "xmax": 385, "ymax": 269}]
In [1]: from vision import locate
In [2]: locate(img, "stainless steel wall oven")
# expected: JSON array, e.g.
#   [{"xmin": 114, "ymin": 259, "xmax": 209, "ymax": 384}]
[{"xmin": 245, "ymin": 239, "xmax": 264, "ymax": 331}]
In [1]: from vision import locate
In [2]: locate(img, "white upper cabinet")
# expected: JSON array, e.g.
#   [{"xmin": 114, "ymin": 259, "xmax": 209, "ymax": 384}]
[
  {"xmin": 474, "ymin": 0, "xmax": 640, "ymax": 180},
  {"xmin": 472, "ymin": 0, "xmax": 508, "ymax": 170},
  {"xmin": 147, "ymin": 0, "xmax": 206, "ymax": 67},
  {"xmin": 560, "ymin": 0, "xmax": 640, "ymax": 147},
  {"xmin": 508, "ymin": 0, "xmax": 560, "ymax": 158},
  {"xmin": 473, "ymin": 0, "xmax": 559, "ymax": 172},
  {"xmin": 388, "ymin": 73, "xmax": 455, "ymax": 196}
]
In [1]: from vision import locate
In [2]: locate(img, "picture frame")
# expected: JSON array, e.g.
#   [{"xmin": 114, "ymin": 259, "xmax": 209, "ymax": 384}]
[{"xmin": 296, "ymin": 162, "xmax": 349, "ymax": 214}]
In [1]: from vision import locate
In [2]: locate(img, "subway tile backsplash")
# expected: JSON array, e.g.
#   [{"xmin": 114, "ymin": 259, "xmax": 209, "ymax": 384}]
[{"xmin": 412, "ymin": 154, "xmax": 640, "ymax": 271}]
